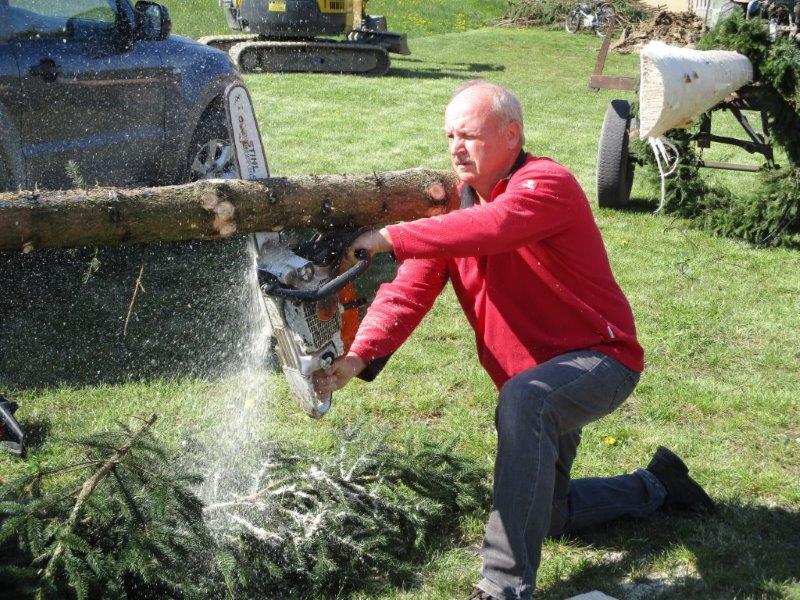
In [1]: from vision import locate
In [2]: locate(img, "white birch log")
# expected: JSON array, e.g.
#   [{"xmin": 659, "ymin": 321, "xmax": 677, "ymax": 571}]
[{"xmin": 638, "ymin": 41, "xmax": 753, "ymax": 140}]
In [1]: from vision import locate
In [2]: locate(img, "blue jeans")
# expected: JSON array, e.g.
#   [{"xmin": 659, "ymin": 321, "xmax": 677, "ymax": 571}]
[{"xmin": 477, "ymin": 351, "xmax": 666, "ymax": 600}]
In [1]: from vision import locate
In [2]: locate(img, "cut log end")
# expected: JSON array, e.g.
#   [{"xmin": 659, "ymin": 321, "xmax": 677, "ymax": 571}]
[
  {"xmin": 201, "ymin": 191, "xmax": 238, "ymax": 237},
  {"xmin": 427, "ymin": 182, "xmax": 447, "ymax": 202}
]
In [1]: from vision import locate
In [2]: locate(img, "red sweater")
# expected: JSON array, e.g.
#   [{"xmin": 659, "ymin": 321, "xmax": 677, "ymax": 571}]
[{"xmin": 349, "ymin": 153, "xmax": 644, "ymax": 388}]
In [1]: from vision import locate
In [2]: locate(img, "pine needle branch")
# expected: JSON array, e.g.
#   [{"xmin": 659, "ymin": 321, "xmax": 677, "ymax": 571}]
[{"xmin": 42, "ymin": 413, "xmax": 158, "ymax": 584}]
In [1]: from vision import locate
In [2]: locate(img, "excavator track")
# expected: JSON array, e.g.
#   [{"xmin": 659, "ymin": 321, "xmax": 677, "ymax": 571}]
[
  {"xmin": 197, "ymin": 34, "xmax": 260, "ymax": 55},
  {"xmin": 229, "ymin": 40, "xmax": 390, "ymax": 76}
]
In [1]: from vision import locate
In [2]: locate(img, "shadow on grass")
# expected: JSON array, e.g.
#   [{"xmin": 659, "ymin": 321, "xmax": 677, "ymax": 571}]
[
  {"xmin": 607, "ymin": 195, "xmax": 659, "ymax": 214},
  {"xmin": 389, "ymin": 57, "xmax": 505, "ymax": 80},
  {"xmin": 606, "ymin": 196, "xmax": 800, "ymax": 249},
  {"xmin": 540, "ymin": 503, "xmax": 800, "ymax": 599},
  {"xmin": 0, "ymin": 237, "xmax": 264, "ymax": 389},
  {"xmin": 16, "ymin": 416, "xmax": 51, "ymax": 453}
]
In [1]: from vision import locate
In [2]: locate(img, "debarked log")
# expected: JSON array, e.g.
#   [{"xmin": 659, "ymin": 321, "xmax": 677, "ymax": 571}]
[{"xmin": 0, "ymin": 168, "xmax": 459, "ymax": 253}]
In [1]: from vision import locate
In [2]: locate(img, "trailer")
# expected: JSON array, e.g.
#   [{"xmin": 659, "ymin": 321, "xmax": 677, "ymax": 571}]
[{"xmin": 589, "ymin": 24, "xmax": 779, "ymax": 208}]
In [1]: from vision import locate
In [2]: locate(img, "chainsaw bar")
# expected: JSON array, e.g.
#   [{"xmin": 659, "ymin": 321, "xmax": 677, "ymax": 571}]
[
  {"xmin": 224, "ymin": 83, "xmax": 270, "ymax": 180},
  {"xmin": 223, "ymin": 82, "xmax": 341, "ymax": 418}
]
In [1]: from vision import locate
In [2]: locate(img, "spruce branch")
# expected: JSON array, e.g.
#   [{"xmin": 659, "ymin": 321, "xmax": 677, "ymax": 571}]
[
  {"xmin": 202, "ymin": 428, "xmax": 491, "ymax": 598},
  {"xmin": 1, "ymin": 413, "xmax": 221, "ymax": 600},
  {"xmin": 3, "ymin": 421, "xmax": 490, "ymax": 599},
  {"xmin": 43, "ymin": 413, "xmax": 158, "ymax": 584}
]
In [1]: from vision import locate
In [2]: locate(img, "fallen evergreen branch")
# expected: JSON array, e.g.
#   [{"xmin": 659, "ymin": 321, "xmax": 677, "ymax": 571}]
[
  {"xmin": 203, "ymin": 429, "xmax": 491, "ymax": 598},
  {"xmin": 0, "ymin": 420, "xmax": 491, "ymax": 599},
  {"xmin": 43, "ymin": 414, "xmax": 158, "ymax": 583},
  {"xmin": 0, "ymin": 414, "xmax": 215, "ymax": 599}
]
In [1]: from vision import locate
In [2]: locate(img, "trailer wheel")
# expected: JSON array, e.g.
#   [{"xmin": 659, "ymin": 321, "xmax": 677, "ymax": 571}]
[{"xmin": 597, "ymin": 99, "xmax": 634, "ymax": 208}]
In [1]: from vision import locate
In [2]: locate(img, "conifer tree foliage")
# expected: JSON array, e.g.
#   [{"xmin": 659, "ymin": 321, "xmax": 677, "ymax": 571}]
[
  {"xmin": 0, "ymin": 414, "xmax": 215, "ymax": 600},
  {"xmin": 204, "ymin": 430, "xmax": 491, "ymax": 598},
  {"xmin": 1, "ymin": 418, "xmax": 491, "ymax": 599},
  {"xmin": 635, "ymin": 15, "xmax": 800, "ymax": 246}
]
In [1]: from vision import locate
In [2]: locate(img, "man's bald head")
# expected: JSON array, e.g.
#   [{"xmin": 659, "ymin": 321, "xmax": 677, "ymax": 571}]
[{"xmin": 449, "ymin": 81, "xmax": 526, "ymax": 147}]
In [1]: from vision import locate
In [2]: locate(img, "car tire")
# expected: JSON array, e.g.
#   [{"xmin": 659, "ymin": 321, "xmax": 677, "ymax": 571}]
[
  {"xmin": 597, "ymin": 99, "xmax": 634, "ymax": 208},
  {"xmin": 187, "ymin": 101, "xmax": 236, "ymax": 182}
]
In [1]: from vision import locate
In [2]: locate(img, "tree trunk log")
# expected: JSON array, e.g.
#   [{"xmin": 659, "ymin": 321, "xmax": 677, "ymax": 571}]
[
  {"xmin": 639, "ymin": 41, "xmax": 752, "ymax": 139},
  {"xmin": 0, "ymin": 168, "xmax": 459, "ymax": 253}
]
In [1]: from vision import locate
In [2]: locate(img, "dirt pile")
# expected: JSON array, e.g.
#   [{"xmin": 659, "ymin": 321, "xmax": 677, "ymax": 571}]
[{"xmin": 612, "ymin": 10, "xmax": 705, "ymax": 53}]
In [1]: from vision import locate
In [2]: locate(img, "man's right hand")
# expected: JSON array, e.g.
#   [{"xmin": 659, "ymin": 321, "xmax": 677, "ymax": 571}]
[
  {"xmin": 312, "ymin": 353, "xmax": 366, "ymax": 398},
  {"xmin": 344, "ymin": 228, "xmax": 393, "ymax": 265}
]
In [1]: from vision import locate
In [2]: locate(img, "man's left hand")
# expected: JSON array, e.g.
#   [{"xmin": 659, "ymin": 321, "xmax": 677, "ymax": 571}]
[{"xmin": 312, "ymin": 354, "xmax": 366, "ymax": 397}]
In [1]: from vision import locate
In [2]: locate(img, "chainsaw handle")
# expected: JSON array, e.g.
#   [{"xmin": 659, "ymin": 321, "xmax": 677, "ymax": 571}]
[{"xmin": 262, "ymin": 249, "xmax": 371, "ymax": 301}]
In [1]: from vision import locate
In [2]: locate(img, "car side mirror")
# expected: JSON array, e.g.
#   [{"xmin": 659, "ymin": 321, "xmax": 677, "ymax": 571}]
[{"xmin": 134, "ymin": 1, "xmax": 172, "ymax": 41}]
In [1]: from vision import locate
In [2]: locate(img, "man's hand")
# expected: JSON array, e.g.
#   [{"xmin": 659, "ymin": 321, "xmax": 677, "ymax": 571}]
[
  {"xmin": 312, "ymin": 353, "xmax": 366, "ymax": 397},
  {"xmin": 346, "ymin": 228, "xmax": 393, "ymax": 265}
]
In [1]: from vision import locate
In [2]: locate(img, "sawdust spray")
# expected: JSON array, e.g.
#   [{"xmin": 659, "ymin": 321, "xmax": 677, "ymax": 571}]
[{"xmin": 196, "ymin": 237, "xmax": 276, "ymax": 516}]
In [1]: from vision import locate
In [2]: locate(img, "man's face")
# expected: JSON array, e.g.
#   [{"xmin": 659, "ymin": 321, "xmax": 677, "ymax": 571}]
[{"xmin": 444, "ymin": 91, "xmax": 520, "ymax": 193}]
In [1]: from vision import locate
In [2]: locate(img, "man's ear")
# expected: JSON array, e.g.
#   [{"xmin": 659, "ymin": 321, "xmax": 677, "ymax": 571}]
[{"xmin": 506, "ymin": 121, "xmax": 522, "ymax": 149}]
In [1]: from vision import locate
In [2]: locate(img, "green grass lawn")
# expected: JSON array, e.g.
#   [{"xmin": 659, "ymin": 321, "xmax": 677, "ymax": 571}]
[{"xmin": 2, "ymin": 16, "xmax": 800, "ymax": 600}]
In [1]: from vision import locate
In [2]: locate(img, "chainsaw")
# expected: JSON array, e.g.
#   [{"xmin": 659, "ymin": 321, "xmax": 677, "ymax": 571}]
[{"xmin": 223, "ymin": 83, "xmax": 372, "ymax": 418}]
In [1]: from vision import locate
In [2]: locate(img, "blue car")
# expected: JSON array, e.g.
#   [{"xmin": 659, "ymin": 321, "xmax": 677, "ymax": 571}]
[{"xmin": 0, "ymin": 0, "xmax": 241, "ymax": 191}]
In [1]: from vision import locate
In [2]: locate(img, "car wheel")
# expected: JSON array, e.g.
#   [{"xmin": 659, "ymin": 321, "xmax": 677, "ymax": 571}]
[
  {"xmin": 188, "ymin": 103, "xmax": 236, "ymax": 182},
  {"xmin": 597, "ymin": 99, "xmax": 634, "ymax": 208}
]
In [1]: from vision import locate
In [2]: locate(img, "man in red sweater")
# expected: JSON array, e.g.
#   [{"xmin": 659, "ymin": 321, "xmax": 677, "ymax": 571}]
[{"xmin": 313, "ymin": 81, "xmax": 714, "ymax": 600}]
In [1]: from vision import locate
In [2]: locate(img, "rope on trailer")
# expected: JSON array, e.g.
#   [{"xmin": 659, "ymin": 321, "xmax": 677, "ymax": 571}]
[{"xmin": 649, "ymin": 136, "xmax": 680, "ymax": 213}]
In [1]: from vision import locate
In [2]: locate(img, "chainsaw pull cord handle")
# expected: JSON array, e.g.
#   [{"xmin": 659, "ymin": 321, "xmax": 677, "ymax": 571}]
[{"xmin": 262, "ymin": 249, "xmax": 371, "ymax": 301}]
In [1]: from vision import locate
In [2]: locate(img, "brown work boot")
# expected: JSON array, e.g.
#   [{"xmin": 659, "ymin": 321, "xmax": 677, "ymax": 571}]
[
  {"xmin": 466, "ymin": 586, "xmax": 500, "ymax": 600},
  {"xmin": 646, "ymin": 446, "xmax": 716, "ymax": 514}
]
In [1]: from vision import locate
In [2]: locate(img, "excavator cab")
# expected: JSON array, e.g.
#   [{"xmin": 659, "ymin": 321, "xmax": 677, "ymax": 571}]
[{"xmin": 226, "ymin": 0, "xmax": 353, "ymax": 38}]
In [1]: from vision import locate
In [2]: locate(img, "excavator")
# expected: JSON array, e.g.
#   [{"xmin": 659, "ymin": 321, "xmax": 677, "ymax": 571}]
[{"xmin": 199, "ymin": 0, "xmax": 410, "ymax": 76}]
